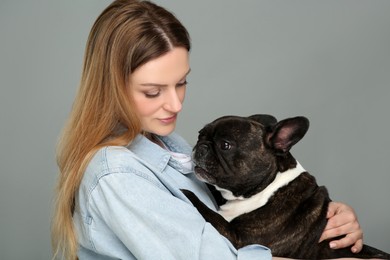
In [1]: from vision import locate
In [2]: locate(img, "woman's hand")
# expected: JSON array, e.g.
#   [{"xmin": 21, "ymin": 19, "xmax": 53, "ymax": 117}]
[{"xmin": 319, "ymin": 201, "xmax": 363, "ymax": 253}]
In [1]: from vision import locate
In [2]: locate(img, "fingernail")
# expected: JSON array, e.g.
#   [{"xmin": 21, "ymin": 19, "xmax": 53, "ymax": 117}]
[
  {"xmin": 351, "ymin": 247, "xmax": 357, "ymax": 253},
  {"xmin": 329, "ymin": 242, "xmax": 337, "ymax": 249}
]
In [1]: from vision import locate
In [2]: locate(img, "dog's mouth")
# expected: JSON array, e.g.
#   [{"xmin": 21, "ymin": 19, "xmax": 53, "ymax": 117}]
[{"xmin": 194, "ymin": 166, "xmax": 216, "ymax": 184}]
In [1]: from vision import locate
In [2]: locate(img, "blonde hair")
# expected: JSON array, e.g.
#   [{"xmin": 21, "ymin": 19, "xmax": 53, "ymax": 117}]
[{"xmin": 51, "ymin": 1, "xmax": 190, "ymax": 259}]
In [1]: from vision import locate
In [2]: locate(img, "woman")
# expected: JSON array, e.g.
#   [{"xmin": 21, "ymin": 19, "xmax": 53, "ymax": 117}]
[{"xmin": 51, "ymin": 0, "xmax": 363, "ymax": 259}]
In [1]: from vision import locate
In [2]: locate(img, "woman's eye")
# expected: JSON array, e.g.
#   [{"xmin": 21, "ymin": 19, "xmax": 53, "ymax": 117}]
[
  {"xmin": 176, "ymin": 80, "xmax": 188, "ymax": 87},
  {"xmin": 144, "ymin": 91, "xmax": 160, "ymax": 98}
]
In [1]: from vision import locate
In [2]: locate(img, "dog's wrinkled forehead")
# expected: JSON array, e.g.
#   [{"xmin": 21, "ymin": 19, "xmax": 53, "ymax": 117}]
[{"xmin": 198, "ymin": 116, "xmax": 265, "ymax": 142}]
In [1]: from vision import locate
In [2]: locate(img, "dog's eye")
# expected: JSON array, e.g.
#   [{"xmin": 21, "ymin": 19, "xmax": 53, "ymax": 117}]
[{"xmin": 221, "ymin": 141, "xmax": 231, "ymax": 150}]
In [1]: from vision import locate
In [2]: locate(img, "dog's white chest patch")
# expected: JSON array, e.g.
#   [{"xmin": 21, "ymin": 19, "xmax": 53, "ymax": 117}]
[{"xmin": 217, "ymin": 162, "xmax": 305, "ymax": 222}]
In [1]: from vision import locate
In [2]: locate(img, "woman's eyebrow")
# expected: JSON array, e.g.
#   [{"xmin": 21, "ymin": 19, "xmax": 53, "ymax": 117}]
[
  {"xmin": 178, "ymin": 68, "xmax": 191, "ymax": 81},
  {"xmin": 140, "ymin": 68, "xmax": 191, "ymax": 87},
  {"xmin": 140, "ymin": 83, "xmax": 167, "ymax": 87},
  {"xmin": 184, "ymin": 68, "xmax": 191, "ymax": 77}
]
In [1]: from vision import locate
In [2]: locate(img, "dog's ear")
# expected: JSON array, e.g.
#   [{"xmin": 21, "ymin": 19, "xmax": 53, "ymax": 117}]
[
  {"xmin": 248, "ymin": 114, "xmax": 277, "ymax": 128},
  {"xmin": 266, "ymin": 116, "xmax": 309, "ymax": 155}
]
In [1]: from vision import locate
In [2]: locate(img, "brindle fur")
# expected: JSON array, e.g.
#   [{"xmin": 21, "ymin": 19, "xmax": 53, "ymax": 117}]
[{"xmin": 182, "ymin": 114, "xmax": 390, "ymax": 259}]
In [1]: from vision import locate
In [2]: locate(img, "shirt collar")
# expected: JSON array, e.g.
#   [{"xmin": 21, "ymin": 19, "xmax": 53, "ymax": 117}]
[{"xmin": 127, "ymin": 134, "xmax": 193, "ymax": 175}]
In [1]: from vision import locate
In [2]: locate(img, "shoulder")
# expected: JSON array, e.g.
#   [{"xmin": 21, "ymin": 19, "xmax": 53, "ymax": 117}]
[
  {"xmin": 87, "ymin": 146, "xmax": 136, "ymax": 176},
  {"xmin": 81, "ymin": 145, "xmax": 160, "ymax": 192},
  {"xmin": 79, "ymin": 132, "xmax": 191, "ymax": 192}
]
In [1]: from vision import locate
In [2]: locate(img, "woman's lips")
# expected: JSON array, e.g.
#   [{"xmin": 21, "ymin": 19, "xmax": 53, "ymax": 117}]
[{"xmin": 159, "ymin": 114, "xmax": 177, "ymax": 124}]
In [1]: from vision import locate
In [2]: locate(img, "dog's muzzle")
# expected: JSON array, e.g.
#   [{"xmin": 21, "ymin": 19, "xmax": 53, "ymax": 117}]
[{"xmin": 195, "ymin": 143, "xmax": 209, "ymax": 157}]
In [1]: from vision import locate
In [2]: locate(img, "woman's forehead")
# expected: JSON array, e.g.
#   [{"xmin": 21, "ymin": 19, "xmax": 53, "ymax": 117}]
[{"xmin": 131, "ymin": 47, "xmax": 190, "ymax": 84}]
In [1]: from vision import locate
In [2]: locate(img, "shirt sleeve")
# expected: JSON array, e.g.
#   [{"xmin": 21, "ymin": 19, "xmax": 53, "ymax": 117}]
[{"xmin": 87, "ymin": 170, "xmax": 272, "ymax": 260}]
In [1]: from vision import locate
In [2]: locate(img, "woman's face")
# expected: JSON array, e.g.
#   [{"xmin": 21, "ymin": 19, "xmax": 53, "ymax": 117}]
[{"xmin": 129, "ymin": 47, "xmax": 190, "ymax": 136}]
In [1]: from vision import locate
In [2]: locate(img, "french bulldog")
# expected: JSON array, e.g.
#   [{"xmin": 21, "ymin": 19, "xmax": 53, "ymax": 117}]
[{"xmin": 182, "ymin": 114, "xmax": 389, "ymax": 259}]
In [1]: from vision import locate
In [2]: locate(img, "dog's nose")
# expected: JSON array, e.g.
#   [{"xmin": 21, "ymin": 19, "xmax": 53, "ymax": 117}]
[{"xmin": 197, "ymin": 144, "xmax": 209, "ymax": 157}]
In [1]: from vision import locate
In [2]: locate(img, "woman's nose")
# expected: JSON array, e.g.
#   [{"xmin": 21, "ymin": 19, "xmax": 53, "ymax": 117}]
[{"xmin": 163, "ymin": 87, "xmax": 183, "ymax": 112}]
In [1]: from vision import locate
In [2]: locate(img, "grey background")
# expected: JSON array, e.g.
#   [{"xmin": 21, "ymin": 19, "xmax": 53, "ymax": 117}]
[{"xmin": 0, "ymin": 1, "xmax": 389, "ymax": 259}]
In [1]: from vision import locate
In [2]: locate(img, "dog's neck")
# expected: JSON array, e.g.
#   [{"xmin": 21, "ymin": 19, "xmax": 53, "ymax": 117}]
[{"xmin": 217, "ymin": 162, "xmax": 306, "ymax": 222}]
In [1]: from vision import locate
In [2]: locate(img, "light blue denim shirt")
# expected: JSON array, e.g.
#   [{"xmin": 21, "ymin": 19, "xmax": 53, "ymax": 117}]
[{"xmin": 73, "ymin": 133, "xmax": 271, "ymax": 259}]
